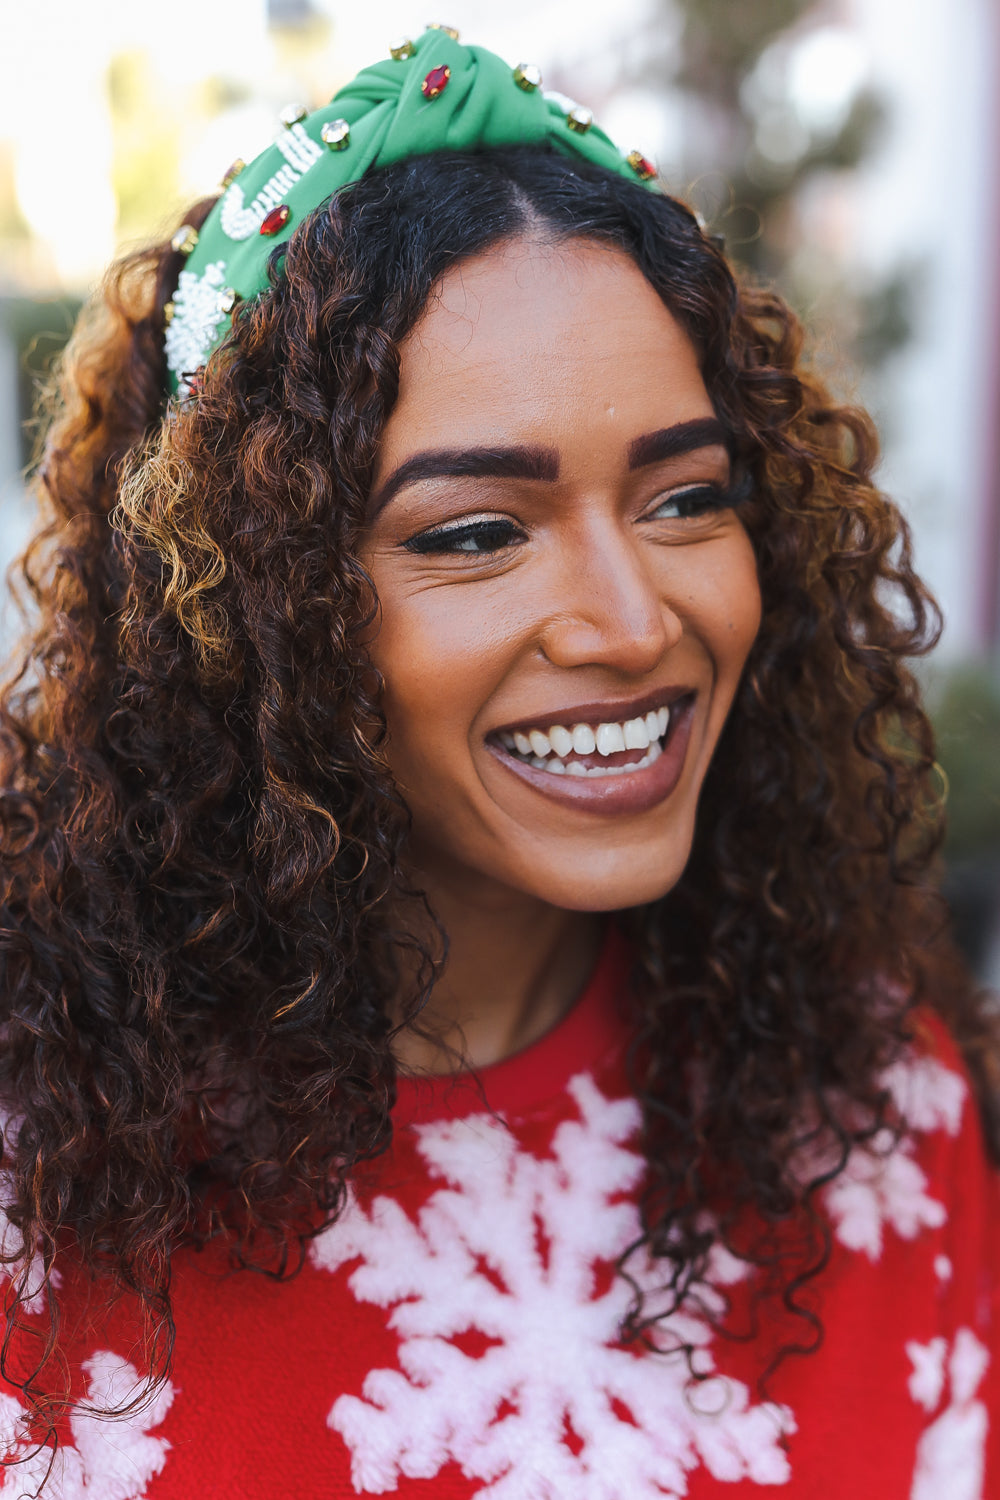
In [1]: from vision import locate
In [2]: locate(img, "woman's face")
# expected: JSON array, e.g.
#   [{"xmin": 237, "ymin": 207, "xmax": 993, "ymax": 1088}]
[{"xmin": 362, "ymin": 236, "xmax": 761, "ymax": 912}]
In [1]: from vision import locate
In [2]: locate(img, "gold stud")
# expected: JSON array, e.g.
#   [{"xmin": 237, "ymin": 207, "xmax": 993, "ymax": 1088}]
[
  {"xmin": 513, "ymin": 62, "xmax": 542, "ymax": 92},
  {"xmin": 171, "ymin": 224, "xmax": 199, "ymax": 255},
  {"xmin": 566, "ymin": 105, "xmax": 593, "ymax": 134},
  {"xmin": 218, "ymin": 288, "xmax": 238, "ymax": 314},
  {"xmin": 219, "ymin": 157, "xmax": 246, "ymax": 191},
  {"xmin": 425, "ymin": 23, "xmax": 459, "ymax": 39},
  {"xmin": 163, "ymin": 301, "xmax": 175, "ymax": 327},
  {"xmin": 389, "ymin": 37, "xmax": 415, "ymax": 60},
  {"xmin": 321, "ymin": 118, "xmax": 351, "ymax": 150},
  {"xmin": 279, "ymin": 103, "xmax": 308, "ymax": 128},
  {"xmin": 626, "ymin": 149, "xmax": 657, "ymax": 181}
]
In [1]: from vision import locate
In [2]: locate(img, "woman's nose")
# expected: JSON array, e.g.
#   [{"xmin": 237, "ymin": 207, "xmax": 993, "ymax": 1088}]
[{"xmin": 536, "ymin": 522, "xmax": 682, "ymax": 675}]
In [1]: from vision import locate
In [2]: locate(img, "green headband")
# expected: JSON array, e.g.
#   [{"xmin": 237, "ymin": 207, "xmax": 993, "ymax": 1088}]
[{"xmin": 164, "ymin": 25, "xmax": 663, "ymax": 395}]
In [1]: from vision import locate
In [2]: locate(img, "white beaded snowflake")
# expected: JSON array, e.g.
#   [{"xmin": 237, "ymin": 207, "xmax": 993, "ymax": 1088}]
[
  {"xmin": 310, "ymin": 1073, "xmax": 794, "ymax": 1499},
  {"xmin": 164, "ymin": 259, "xmax": 229, "ymax": 395}
]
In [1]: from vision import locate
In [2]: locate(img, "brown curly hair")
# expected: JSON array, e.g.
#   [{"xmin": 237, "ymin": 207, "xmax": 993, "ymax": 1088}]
[{"xmin": 0, "ymin": 146, "xmax": 995, "ymax": 1442}]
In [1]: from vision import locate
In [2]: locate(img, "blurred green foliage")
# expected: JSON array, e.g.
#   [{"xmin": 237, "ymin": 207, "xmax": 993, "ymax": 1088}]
[
  {"xmin": 933, "ymin": 667, "xmax": 1000, "ymax": 978},
  {"xmin": 636, "ymin": 0, "xmax": 911, "ymax": 370},
  {"xmin": 0, "ymin": 296, "xmax": 81, "ymax": 471},
  {"xmin": 106, "ymin": 52, "xmax": 183, "ymax": 244},
  {"xmin": 933, "ymin": 667, "xmax": 1000, "ymax": 860},
  {"xmin": 671, "ymin": 0, "xmax": 882, "ymax": 267},
  {"xmin": 0, "ymin": 146, "xmax": 31, "ymax": 243}
]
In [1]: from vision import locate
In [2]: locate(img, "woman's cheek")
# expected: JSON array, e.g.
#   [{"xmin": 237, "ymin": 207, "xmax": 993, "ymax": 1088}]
[{"xmin": 369, "ymin": 579, "xmax": 506, "ymax": 778}]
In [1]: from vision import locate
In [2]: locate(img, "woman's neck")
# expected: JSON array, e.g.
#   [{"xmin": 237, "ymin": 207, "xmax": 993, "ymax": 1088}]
[{"xmin": 391, "ymin": 869, "xmax": 605, "ymax": 1076}]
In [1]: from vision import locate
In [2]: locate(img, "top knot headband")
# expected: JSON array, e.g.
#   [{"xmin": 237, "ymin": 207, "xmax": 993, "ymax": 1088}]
[{"xmin": 164, "ymin": 24, "xmax": 664, "ymax": 395}]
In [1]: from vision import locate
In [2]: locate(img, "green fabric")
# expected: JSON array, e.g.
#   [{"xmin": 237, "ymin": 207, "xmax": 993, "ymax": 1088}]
[{"xmin": 164, "ymin": 28, "xmax": 661, "ymax": 394}]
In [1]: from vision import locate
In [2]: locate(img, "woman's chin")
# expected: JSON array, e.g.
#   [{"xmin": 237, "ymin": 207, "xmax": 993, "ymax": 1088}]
[{"xmin": 495, "ymin": 832, "xmax": 695, "ymax": 914}]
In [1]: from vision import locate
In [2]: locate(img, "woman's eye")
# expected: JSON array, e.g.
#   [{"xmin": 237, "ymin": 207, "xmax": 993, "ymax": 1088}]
[
  {"xmin": 403, "ymin": 517, "xmax": 525, "ymax": 556},
  {"xmin": 644, "ymin": 483, "xmax": 746, "ymax": 531},
  {"xmin": 647, "ymin": 483, "xmax": 735, "ymax": 521}
]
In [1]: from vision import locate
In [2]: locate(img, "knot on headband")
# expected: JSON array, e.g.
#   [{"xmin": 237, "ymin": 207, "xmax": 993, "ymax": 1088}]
[{"xmin": 164, "ymin": 26, "xmax": 662, "ymax": 394}]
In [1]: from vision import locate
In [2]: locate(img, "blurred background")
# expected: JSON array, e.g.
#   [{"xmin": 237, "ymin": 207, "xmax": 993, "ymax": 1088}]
[{"xmin": 0, "ymin": 0, "xmax": 997, "ymax": 981}]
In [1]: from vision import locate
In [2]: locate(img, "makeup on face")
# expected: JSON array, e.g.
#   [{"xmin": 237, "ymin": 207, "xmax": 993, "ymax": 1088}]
[
  {"xmin": 362, "ymin": 235, "xmax": 762, "ymax": 915},
  {"xmin": 367, "ymin": 417, "xmax": 731, "ymax": 521},
  {"xmin": 484, "ymin": 690, "xmax": 697, "ymax": 818}
]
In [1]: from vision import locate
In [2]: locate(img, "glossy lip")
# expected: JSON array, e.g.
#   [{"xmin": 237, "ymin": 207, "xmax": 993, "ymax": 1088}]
[
  {"xmin": 490, "ymin": 684, "xmax": 696, "ymax": 738},
  {"xmin": 485, "ymin": 694, "xmax": 697, "ymax": 817}
]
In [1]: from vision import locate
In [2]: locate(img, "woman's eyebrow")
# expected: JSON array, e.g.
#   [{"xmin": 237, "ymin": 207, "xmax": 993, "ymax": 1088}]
[
  {"xmin": 369, "ymin": 445, "xmax": 559, "ymax": 516},
  {"xmin": 370, "ymin": 419, "xmax": 729, "ymax": 518},
  {"xmin": 628, "ymin": 417, "xmax": 729, "ymax": 469}
]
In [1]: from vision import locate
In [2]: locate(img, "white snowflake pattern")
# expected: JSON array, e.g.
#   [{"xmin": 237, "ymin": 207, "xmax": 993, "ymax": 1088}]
[
  {"xmin": 908, "ymin": 1329, "xmax": 989, "ymax": 1500},
  {"xmin": 907, "ymin": 1336, "xmax": 948, "ymax": 1413},
  {"xmin": 311, "ymin": 1073, "xmax": 793, "ymax": 1499},
  {"xmin": 164, "ymin": 259, "xmax": 229, "ymax": 393},
  {"xmin": 0, "ymin": 1107, "xmax": 50, "ymax": 1315},
  {"xmin": 0, "ymin": 1351, "xmax": 174, "ymax": 1499},
  {"xmin": 800, "ymin": 1051, "xmax": 967, "ymax": 1261}
]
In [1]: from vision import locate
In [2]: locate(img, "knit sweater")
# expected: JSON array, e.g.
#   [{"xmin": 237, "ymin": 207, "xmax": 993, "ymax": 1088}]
[{"xmin": 1, "ymin": 932, "xmax": 997, "ymax": 1498}]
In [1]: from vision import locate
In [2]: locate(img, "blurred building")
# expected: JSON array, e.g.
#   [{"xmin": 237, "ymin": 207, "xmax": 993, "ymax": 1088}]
[{"xmin": 848, "ymin": 0, "xmax": 1000, "ymax": 662}]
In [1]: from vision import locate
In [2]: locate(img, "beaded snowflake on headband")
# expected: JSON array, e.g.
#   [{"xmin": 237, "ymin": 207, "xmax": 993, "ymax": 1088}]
[{"xmin": 164, "ymin": 25, "xmax": 663, "ymax": 397}]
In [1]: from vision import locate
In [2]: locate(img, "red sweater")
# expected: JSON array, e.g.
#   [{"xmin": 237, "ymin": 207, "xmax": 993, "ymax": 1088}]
[{"xmin": 1, "ymin": 934, "xmax": 997, "ymax": 1498}]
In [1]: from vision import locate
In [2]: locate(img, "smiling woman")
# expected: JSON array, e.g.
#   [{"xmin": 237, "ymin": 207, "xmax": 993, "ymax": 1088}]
[
  {"xmin": 365, "ymin": 240, "xmax": 760, "ymax": 1067},
  {"xmin": 0, "ymin": 27, "xmax": 997, "ymax": 1500}
]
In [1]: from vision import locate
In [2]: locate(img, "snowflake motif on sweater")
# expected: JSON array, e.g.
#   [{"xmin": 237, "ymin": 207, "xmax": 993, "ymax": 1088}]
[
  {"xmin": 311, "ymin": 1049, "xmax": 988, "ymax": 1499},
  {"xmin": 818, "ymin": 1053, "xmax": 967, "ymax": 1258},
  {"xmin": 0, "ymin": 1106, "xmax": 50, "ymax": 1316},
  {"xmin": 908, "ymin": 1328, "xmax": 990, "ymax": 1500},
  {"xmin": 311, "ymin": 1074, "xmax": 795, "ymax": 1498},
  {"xmin": 0, "ymin": 1353, "xmax": 173, "ymax": 1499},
  {"xmin": 0, "ymin": 1003, "xmax": 993, "ymax": 1500}
]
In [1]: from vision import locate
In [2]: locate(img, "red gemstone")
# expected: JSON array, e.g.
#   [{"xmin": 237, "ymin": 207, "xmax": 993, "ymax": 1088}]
[
  {"xmin": 421, "ymin": 64, "xmax": 451, "ymax": 100},
  {"xmin": 259, "ymin": 204, "xmax": 291, "ymax": 236},
  {"xmin": 627, "ymin": 151, "xmax": 657, "ymax": 182}
]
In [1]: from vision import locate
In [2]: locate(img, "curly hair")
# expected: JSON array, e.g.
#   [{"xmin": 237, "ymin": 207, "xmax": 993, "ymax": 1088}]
[{"xmin": 0, "ymin": 147, "xmax": 995, "ymax": 1440}]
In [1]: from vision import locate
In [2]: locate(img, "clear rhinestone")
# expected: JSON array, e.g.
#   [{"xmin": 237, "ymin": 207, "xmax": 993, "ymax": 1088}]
[{"xmin": 513, "ymin": 62, "xmax": 542, "ymax": 91}]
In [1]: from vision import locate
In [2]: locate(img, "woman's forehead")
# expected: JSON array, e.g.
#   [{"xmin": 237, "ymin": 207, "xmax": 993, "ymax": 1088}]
[
  {"xmin": 384, "ymin": 236, "xmax": 714, "ymax": 462},
  {"xmin": 408, "ymin": 235, "xmax": 673, "ymax": 358}
]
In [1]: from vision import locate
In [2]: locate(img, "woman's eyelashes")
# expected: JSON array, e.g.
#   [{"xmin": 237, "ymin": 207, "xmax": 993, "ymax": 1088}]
[
  {"xmin": 402, "ymin": 515, "xmax": 525, "ymax": 556},
  {"xmin": 643, "ymin": 476, "xmax": 750, "ymax": 522},
  {"xmin": 401, "ymin": 477, "xmax": 750, "ymax": 557}
]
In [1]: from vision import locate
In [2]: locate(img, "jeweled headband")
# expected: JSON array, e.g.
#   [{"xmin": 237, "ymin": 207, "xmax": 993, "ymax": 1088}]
[{"xmin": 164, "ymin": 24, "xmax": 664, "ymax": 396}]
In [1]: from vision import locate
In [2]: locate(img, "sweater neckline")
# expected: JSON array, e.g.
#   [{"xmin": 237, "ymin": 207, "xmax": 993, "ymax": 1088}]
[{"xmin": 393, "ymin": 924, "xmax": 633, "ymax": 1126}]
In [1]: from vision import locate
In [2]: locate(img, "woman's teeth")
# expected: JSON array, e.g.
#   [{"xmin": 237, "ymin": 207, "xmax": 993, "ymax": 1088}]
[{"xmin": 501, "ymin": 706, "xmax": 671, "ymax": 778}]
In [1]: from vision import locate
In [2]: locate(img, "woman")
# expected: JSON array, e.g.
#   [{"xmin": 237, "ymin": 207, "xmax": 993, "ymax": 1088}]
[{"xmin": 0, "ymin": 26, "xmax": 996, "ymax": 1499}]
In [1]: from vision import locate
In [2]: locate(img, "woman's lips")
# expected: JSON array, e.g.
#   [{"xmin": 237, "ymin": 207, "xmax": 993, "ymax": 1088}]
[{"xmin": 485, "ymin": 695, "xmax": 697, "ymax": 817}]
